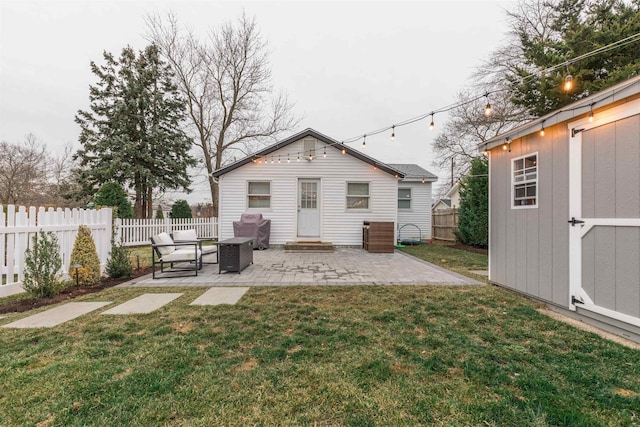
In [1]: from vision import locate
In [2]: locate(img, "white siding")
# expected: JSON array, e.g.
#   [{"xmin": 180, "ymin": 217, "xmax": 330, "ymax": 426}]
[
  {"xmin": 218, "ymin": 137, "xmax": 398, "ymax": 245},
  {"xmin": 397, "ymin": 182, "xmax": 433, "ymax": 241}
]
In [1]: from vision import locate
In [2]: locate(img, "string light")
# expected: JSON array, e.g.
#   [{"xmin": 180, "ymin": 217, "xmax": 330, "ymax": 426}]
[
  {"xmin": 421, "ymin": 177, "xmax": 425, "ymax": 184},
  {"xmin": 563, "ymin": 64, "xmax": 574, "ymax": 92},
  {"xmin": 390, "ymin": 125, "xmax": 395, "ymax": 141},
  {"xmin": 341, "ymin": 147, "xmax": 346, "ymax": 155},
  {"xmin": 362, "ymin": 135, "xmax": 366, "ymax": 149},
  {"xmin": 484, "ymin": 93, "xmax": 492, "ymax": 117},
  {"xmin": 589, "ymin": 104, "xmax": 594, "ymax": 122},
  {"xmin": 297, "ymin": 152, "xmax": 300, "ymax": 162},
  {"xmin": 278, "ymin": 155, "xmax": 281, "ymax": 163},
  {"xmin": 323, "ymin": 148, "xmax": 327, "ymax": 158},
  {"xmin": 287, "ymin": 154, "xmax": 290, "ymax": 163},
  {"xmin": 309, "ymin": 152, "xmax": 313, "ymax": 161},
  {"xmin": 540, "ymin": 121, "xmax": 545, "ymax": 137},
  {"xmin": 429, "ymin": 113, "xmax": 435, "ymax": 131}
]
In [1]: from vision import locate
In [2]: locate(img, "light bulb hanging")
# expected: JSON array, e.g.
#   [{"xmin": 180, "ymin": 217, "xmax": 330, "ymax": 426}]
[
  {"xmin": 484, "ymin": 93, "xmax": 492, "ymax": 117},
  {"xmin": 589, "ymin": 104, "xmax": 594, "ymax": 122},
  {"xmin": 287, "ymin": 154, "xmax": 290, "ymax": 163},
  {"xmin": 362, "ymin": 134, "xmax": 366, "ymax": 149},
  {"xmin": 390, "ymin": 125, "xmax": 395, "ymax": 141},
  {"xmin": 563, "ymin": 63, "xmax": 574, "ymax": 92},
  {"xmin": 540, "ymin": 121, "xmax": 545, "ymax": 137},
  {"xmin": 429, "ymin": 113, "xmax": 435, "ymax": 131},
  {"xmin": 341, "ymin": 147, "xmax": 346, "ymax": 155},
  {"xmin": 297, "ymin": 152, "xmax": 300, "ymax": 162},
  {"xmin": 278, "ymin": 155, "xmax": 281, "ymax": 163},
  {"xmin": 323, "ymin": 148, "xmax": 327, "ymax": 158}
]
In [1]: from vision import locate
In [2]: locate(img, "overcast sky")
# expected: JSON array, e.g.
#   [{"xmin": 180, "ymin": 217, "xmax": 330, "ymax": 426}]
[{"xmin": 0, "ymin": 0, "xmax": 514, "ymax": 203}]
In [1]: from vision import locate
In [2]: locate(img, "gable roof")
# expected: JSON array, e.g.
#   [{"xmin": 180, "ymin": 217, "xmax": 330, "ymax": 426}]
[
  {"xmin": 388, "ymin": 164, "xmax": 437, "ymax": 182},
  {"xmin": 212, "ymin": 128, "xmax": 405, "ymax": 178}
]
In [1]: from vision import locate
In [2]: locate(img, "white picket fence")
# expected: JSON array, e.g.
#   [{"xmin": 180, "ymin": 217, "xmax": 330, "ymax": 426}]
[
  {"xmin": 0, "ymin": 205, "xmax": 113, "ymax": 297},
  {"xmin": 115, "ymin": 217, "xmax": 218, "ymax": 247}
]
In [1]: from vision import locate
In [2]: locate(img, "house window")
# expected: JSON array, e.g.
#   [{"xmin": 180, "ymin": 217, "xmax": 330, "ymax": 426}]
[
  {"xmin": 398, "ymin": 188, "xmax": 411, "ymax": 209},
  {"xmin": 346, "ymin": 182, "xmax": 369, "ymax": 209},
  {"xmin": 248, "ymin": 181, "xmax": 271, "ymax": 209},
  {"xmin": 512, "ymin": 153, "xmax": 538, "ymax": 208}
]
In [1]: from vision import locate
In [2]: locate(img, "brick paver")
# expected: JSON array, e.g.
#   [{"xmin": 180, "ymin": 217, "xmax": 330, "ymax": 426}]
[{"xmin": 120, "ymin": 248, "xmax": 481, "ymax": 287}]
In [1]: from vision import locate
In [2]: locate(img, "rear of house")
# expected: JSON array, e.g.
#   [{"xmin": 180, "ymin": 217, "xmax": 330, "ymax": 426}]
[
  {"xmin": 482, "ymin": 75, "xmax": 640, "ymax": 342},
  {"xmin": 390, "ymin": 164, "xmax": 437, "ymax": 242},
  {"xmin": 213, "ymin": 129, "xmax": 404, "ymax": 246}
]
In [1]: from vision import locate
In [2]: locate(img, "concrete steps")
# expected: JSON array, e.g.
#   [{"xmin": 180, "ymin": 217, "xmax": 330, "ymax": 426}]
[{"xmin": 284, "ymin": 241, "xmax": 335, "ymax": 253}]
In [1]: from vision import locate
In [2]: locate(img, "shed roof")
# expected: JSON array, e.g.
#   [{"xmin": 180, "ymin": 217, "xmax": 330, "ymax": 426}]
[
  {"xmin": 212, "ymin": 128, "xmax": 405, "ymax": 178},
  {"xmin": 480, "ymin": 74, "xmax": 640, "ymax": 151},
  {"xmin": 388, "ymin": 164, "xmax": 438, "ymax": 182}
]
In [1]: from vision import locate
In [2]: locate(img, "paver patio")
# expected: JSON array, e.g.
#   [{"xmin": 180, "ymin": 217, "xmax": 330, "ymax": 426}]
[{"xmin": 121, "ymin": 248, "xmax": 481, "ymax": 287}]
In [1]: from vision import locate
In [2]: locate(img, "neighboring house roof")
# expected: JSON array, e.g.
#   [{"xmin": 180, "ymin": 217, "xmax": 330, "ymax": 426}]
[
  {"xmin": 480, "ymin": 74, "xmax": 640, "ymax": 151},
  {"xmin": 212, "ymin": 128, "xmax": 406, "ymax": 178},
  {"xmin": 388, "ymin": 164, "xmax": 437, "ymax": 183},
  {"xmin": 432, "ymin": 198, "xmax": 451, "ymax": 208},
  {"xmin": 444, "ymin": 181, "xmax": 460, "ymax": 198}
]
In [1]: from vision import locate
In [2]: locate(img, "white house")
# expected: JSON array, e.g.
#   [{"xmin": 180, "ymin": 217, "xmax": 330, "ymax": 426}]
[
  {"xmin": 389, "ymin": 164, "xmax": 437, "ymax": 242},
  {"xmin": 432, "ymin": 181, "xmax": 461, "ymax": 211},
  {"xmin": 212, "ymin": 128, "xmax": 437, "ymax": 246}
]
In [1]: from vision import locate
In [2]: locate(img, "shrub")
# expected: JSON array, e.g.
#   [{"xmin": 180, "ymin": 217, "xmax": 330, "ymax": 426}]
[
  {"xmin": 455, "ymin": 157, "xmax": 488, "ymax": 247},
  {"xmin": 94, "ymin": 182, "xmax": 134, "ymax": 219},
  {"xmin": 22, "ymin": 231, "xmax": 63, "ymax": 298},
  {"xmin": 170, "ymin": 199, "xmax": 192, "ymax": 218},
  {"xmin": 155, "ymin": 207, "xmax": 164, "ymax": 219},
  {"xmin": 105, "ymin": 243, "xmax": 133, "ymax": 279},
  {"xmin": 68, "ymin": 225, "xmax": 102, "ymax": 286}
]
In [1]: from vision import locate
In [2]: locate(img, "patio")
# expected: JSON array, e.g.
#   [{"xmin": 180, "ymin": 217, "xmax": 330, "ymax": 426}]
[{"xmin": 121, "ymin": 248, "xmax": 481, "ymax": 287}]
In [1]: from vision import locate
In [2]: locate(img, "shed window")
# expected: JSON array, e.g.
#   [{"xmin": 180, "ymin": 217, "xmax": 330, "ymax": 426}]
[
  {"xmin": 512, "ymin": 153, "xmax": 537, "ymax": 208},
  {"xmin": 248, "ymin": 181, "xmax": 271, "ymax": 208},
  {"xmin": 346, "ymin": 182, "xmax": 369, "ymax": 209},
  {"xmin": 398, "ymin": 188, "xmax": 411, "ymax": 209}
]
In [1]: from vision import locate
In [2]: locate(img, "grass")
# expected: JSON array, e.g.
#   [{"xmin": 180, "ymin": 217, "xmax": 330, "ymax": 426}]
[
  {"xmin": 1, "ymin": 285, "xmax": 640, "ymax": 426},
  {"xmin": 400, "ymin": 240, "xmax": 488, "ymax": 281}
]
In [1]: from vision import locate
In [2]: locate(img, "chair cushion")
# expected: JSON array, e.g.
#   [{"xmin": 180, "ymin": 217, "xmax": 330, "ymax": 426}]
[
  {"xmin": 153, "ymin": 232, "xmax": 175, "ymax": 256},
  {"xmin": 201, "ymin": 245, "xmax": 217, "ymax": 255},
  {"xmin": 173, "ymin": 229, "xmax": 198, "ymax": 241},
  {"xmin": 161, "ymin": 248, "xmax": 201, "ymax": 262}
]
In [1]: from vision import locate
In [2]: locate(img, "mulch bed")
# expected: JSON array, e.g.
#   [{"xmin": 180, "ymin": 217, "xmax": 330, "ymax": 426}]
[{"xmin": 0, "ymin": 268, "xmax": 151, "ymax": 315}]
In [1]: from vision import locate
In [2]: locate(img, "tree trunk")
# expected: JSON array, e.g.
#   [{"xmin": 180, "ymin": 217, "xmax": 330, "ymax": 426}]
[{"xmin": 147, "ymin": 187, "xmax": 153, "ymax": 219}]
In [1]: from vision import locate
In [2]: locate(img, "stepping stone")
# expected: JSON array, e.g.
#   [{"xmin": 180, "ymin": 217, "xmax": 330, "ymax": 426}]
[
  {"xmin": 190, "ymin": 287, "xmax": 249, "ymax": 306},
  {"xmin": 470, "ymin": 270, "xmax": 489, "ymax": 276},
  {"xmin": 101, "ymin": 293, "xmax": 182, "ymax": 315},
  {"xmin": 2, "ymin": 302, "xmax": 111, "ymax": 328}
]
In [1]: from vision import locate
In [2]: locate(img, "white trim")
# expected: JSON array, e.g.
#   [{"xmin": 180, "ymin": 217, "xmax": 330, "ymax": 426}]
[
  {"xmin": 345, "ymin": 181, "xmax": 371, "ymax": 210},
  {"xmin": 397, "ymin": 187, "xmax": 412, "ymax": 210},
  {"xmin": 510, "ymin": 151, "xmax": 539, "ymax": 209},
  {"xmin": 246, "ymin": 180, "xmax": 272, "ymax": 210},
  {"xmin": 296, "ymin": 177, "xmax": 322, "ymax": 239},
  {"xmin": 487, "ymin": 152, "xmax": 491, "ymax": 282},
  {"xmin": 567, "ymin": 97, "xmax": 640, "ymax": 328}
]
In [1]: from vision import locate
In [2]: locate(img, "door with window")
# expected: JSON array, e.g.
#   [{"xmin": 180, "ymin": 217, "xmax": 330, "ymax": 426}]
[
  {"xmin": 297, "ymin": 179, "xmax": 320, "ymax": 238},
  {"xmin": 569, "ymin": 108, "xmax": 640, "ymax": 328}
]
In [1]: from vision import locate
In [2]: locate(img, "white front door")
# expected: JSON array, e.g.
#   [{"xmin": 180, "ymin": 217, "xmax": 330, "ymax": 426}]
[
  {"xmin": 297, "ymin": 178, "xmax": 320, "ymax": 238},
  {"xmin": 568, "ymin": 102, "xmax": 640, "ymax": 328}
]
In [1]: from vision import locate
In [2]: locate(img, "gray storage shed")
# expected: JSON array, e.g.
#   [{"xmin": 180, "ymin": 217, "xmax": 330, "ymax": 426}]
[{"xmin": 481, "ymin": 75, "xmax": 640, "ymax": 342}]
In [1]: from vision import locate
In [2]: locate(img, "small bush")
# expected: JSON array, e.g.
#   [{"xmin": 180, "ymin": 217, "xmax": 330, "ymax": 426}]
[
  {"xmin": 68, "ymin": 225, "xmax": 102, "ymax": 286},
  {"xmin": 22, "ymin": 231, "xmax": 63, "ymax": 298},
  {"xmin": 155, "ymin": 207, "xmax": 164, "ymax": 219},
  {"xmin": 170, "ymin": 200, "xmax": 192, "ymax": 218},
  {"xmin": 106, "ymin": 244, "xmax": 133, "ymax": 279}
]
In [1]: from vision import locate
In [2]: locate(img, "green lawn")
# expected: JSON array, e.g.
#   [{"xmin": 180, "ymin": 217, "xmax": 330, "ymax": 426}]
[
  {"xmin": 400, "ymin": 241, "xmax": 489, "ymax": 281},
  {"xmin": 1, "ymin": 284, "xmax": 639, "ymax": 426}
]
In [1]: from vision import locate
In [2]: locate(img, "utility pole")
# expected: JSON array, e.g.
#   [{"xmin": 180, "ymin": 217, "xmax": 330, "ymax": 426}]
[{"xmin": 451, "ymin": 157, "xmax": 455, "ymax": 188}]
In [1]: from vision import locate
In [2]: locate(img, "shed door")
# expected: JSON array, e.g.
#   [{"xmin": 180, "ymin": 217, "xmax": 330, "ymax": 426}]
[
  {"xmin": 569, "ymin": 110, "xmax": 640, "ymax": 328},
  {"xmin": 297, "ymin": 179, "xmax": 320, "ymax": 238}
]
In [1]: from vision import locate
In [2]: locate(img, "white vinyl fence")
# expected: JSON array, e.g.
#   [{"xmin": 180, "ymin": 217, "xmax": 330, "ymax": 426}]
[
  {"xmin": 0, "ymin": 205, "xmax": 113, "ymax": 297},
  {"xmin": 115, "ymin": 217, "xmax": 218, "ymax": 247}
]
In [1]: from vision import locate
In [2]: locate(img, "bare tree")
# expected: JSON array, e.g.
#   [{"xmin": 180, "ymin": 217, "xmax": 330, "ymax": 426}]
[
  {"xmin": 146, "ymin": 12, "xmax": 299, "ymax": 214},
  {"xmin": 0, "ymin": 134, "xmax": 49, "ymax": 205}
]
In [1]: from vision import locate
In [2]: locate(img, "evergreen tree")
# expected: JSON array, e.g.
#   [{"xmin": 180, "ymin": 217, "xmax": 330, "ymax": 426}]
[
  {"xmin": 75, "ymin": 44, "xmax": 196, "ymax": 218},
  {"xmin": 94, "ymin": 182, "xmax": 134, "ymax": 219},
  {"xmin": 455, "ymin": 157, "xmax": 488, "ymax": 247},
  {"xmin": 155, "ymin": 206, "xmax": 164, "ymax": 219},
  {"xmin": 170, "ymin": 199, "xmax": 192, "ymax": 218},
  {"xmin": 508, "ymin": 0, "xmax": 640, "ymax": 116}
]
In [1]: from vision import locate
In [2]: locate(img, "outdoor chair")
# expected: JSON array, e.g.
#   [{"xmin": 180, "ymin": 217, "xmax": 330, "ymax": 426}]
[
  {"xmin": 150, "ymin": 232, "xmax": 202, "ymax": 279},
  {"xmin": 172, "ymin": 229, "xmax": 218, "ymax": 268}
]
